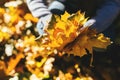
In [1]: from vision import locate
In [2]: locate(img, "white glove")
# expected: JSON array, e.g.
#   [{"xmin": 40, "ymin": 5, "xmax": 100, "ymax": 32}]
[
  {"xmin": 48, "ymin": 1, "xmax": 65, "ymax": 14},
  {"xmin": 83, "ymin": 19, "xmax": 96, "ymax": 28},
  {"xmin": 36, "ymin": 14, "xmax": 52, "ymax": 39}
]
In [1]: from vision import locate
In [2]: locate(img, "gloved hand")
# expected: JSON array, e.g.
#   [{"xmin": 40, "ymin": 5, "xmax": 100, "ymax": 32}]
[
  {"xmin": 79, "ymin": 19, "xmax": 96, "ymax": 32},
  {"xmin": 36, "ymin": 0, "xmax": 65, "ymax": 39},
  {"xmin": 36, "ymin": 14, "xmax": 52, "ymax": 38},
  {"xmin": 48, "ymin": 1, "xmax": 65, "ymax": 15},
  {"xmin": 83, "ymin": 19, "xmax": 96, "ymax": 29}
]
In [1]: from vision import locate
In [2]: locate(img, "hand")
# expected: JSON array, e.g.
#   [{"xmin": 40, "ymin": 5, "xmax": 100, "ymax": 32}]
[
  {"xmin": 36, "ymin": 14, "xmax": 52, "ymax": 37},
  {"xmin": 48, "ymin": 1, "xmax": 65, "ymax": 15},
  {"xmin": 82, "ymin": 19, "xmax": 96, "ymax": 29},
  {"xmin": 79, "ymin": 19, "xmax": 96, "ymax": 32}
]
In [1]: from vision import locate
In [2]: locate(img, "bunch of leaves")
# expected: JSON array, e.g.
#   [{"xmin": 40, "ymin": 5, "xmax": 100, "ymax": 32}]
[{"xmin": 39, "ymin": 11, "xmax": 111, "ymax": 57}]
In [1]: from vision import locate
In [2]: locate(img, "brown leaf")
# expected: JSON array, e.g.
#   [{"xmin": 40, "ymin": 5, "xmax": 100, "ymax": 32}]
[{"xmin": 63, "ymin": 29, "xmax": 111, "ymax": 57}]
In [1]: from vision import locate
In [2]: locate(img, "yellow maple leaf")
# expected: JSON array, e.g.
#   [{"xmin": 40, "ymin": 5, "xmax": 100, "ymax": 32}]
[
  {"xmin": 61, "ymin": 11, "xmax": 70, "ymax": 21},
  {"xmin": 46, "ymin": 11, "xmax": 87, "ymax": 49},
  {"xmin": 39, "ymin": 11, "xmax": 111, "ymax": 57}
]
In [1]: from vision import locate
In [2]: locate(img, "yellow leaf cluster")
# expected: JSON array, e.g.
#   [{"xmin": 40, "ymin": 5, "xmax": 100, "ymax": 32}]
[
  {"xmin": 40, "ymin": 11, "xmax": 111, "ymax": 57},
  {"xmin": 44, "ymin": 11, "xmax": 87, "ymax": 50}
]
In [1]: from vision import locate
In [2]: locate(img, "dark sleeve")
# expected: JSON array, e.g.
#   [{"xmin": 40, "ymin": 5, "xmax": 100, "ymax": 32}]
[{"xmin": 91, "ymin": 0, "xmax": 120, "ymax": 32}]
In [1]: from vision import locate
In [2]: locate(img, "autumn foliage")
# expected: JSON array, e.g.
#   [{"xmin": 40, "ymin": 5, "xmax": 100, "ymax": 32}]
[
  {"xmin": 0, "ymin": 0, "xmax": 112, "ymax": 80},
  {"xmin": 39, "ymin": 11, "xmax": 111, "ymax": 57}
]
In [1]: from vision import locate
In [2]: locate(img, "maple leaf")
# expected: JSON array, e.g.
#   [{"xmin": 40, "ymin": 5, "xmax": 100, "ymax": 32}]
[
  {"xmin": 61, "ymin": 11, "xmax": 70, "ymax": 21},
  {"xmin": 63, "ymin": 29, "xmax": 111, "ymax": 57},
  {"xmin": 39, "ymin": 11, "xmax": 111, "ymax": 57},
  {"xmin": 44, "ymin": 11, "xmax": 87, "ymax": 50}
]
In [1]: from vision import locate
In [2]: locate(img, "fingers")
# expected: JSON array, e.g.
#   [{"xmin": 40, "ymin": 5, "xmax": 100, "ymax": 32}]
[
  {"xmin": 37, "ymin": 14, "xmax": 52, "ymax": 36},
  {"xmin": 37, "ymin": 21, "xmax": 45, "ymax": 35},
  {"xmin": 79, "ymin": 19, "xmax": 96, "ymax": 32},
  {"xmin": 83, "ymin": 19, "xmax": 96, "ymax": 28}
]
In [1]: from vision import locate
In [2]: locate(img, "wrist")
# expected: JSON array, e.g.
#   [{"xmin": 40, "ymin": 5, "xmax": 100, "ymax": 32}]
[{"xmin": 48, "ymin": 1, "xmax": 65, "ymax": 14}]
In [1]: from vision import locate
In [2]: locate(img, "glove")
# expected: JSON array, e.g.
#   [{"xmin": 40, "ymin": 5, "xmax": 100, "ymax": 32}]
[
  {"xmin": 36, "ymin": 0, "xmax": 65, "ymax": 39},
  {"xmin": 37, "ymin": 14, "xmax": 52, "ymax": 37},
  {"xmin": 83, "ymin": 19, "xmax": 96, "ymax": 28},
  {"xmin": 80, "ymin": 19, "xmax": 96, "ymax": 31},
  {"xmin": 48, "ymin": 1, "xmax": 65, "ymax": 15}
]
